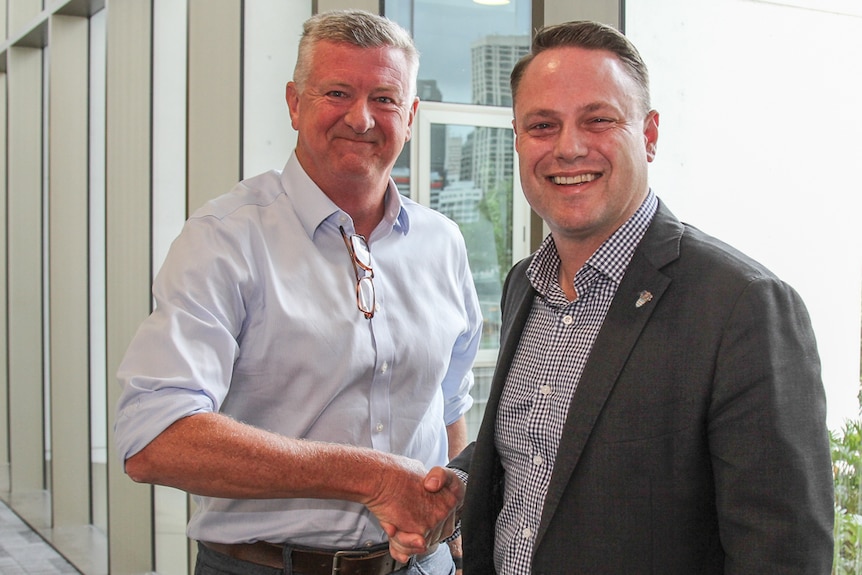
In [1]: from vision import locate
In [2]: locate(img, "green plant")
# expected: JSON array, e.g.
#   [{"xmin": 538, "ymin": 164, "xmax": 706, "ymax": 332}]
[
  {"xmin": 833, "ymin": 286, "xmax": 862, "ymax": 573},
  {"xmin": 832, "ymin": 401, "xmax": 862, "ymax": 574}
]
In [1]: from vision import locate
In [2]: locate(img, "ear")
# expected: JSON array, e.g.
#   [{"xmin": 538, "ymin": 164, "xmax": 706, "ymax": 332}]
[
  {"xmin": 512, "ymin": 117, "xmax": 520, "ymax": 151},
  {"xmin": 644, "ymin": 110, "xmax": 659, "ymax": 162},
  {"xmin": 285, "ymin": 82, "xmax": 300, "ymax": 131},
  {"xmin": 404, "ymin": 97, "xmax": 420, "ymax": 142}
]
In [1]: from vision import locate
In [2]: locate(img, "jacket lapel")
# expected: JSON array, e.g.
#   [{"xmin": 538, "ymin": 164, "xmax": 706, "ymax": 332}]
[
  {"xmin": 462, "ymin": 255, "xmax": 536, "ymax": 571},
  {"xmin": 489, "ymin": 258, "xmax": 536, "ymax": 413},
  {"xmin": 533, "ymin": 202, "xmax": 684, "ymax": 548}
]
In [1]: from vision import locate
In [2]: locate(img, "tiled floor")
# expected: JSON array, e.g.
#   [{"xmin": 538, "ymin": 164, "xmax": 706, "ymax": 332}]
[{"xmin": 0, "ymin": 499, "xmax": 81, "ymax": 574}]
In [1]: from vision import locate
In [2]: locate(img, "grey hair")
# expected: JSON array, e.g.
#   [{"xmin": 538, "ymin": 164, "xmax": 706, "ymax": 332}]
[
  {"xmin": 511, "ymin": 20, "xmax": 651, "ymax": 114},
  {"xmin": 293, "ymin": 10, "xmax": 419, "ymax": 97}
]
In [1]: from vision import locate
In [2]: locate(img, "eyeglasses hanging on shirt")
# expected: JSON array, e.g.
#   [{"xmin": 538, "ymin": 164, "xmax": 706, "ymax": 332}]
[{"xmin": 339, "ymin": 226, "xmax": 376, "ymax": 319}]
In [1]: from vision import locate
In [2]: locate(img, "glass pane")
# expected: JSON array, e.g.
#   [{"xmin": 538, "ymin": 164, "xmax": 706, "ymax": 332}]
[
  {"xmin": 432, "ymin": 123, "xmax": 513, "ymax": 353},
  {"xmin": 466, "ymin": 364, "xmax": 495, "ymax": 439},
  {"xmin": 388, "ymin": 1, "xmax": 530, "ymax": 201},
  {"xmin": 385, "ymin": 0, "xmax": 531, "ymax": 106}
]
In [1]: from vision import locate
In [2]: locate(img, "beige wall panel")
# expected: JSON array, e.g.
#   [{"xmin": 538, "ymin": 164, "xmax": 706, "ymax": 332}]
[
  {"xmin": 0, "ymin": 0, "xmax": 7, "ymax": 43},
  {"xmin": 8, "ymin": 0, "xmax": 41, "ymax": 36},
  {"xmin": 6, "ymin": 46, "xmax": 44, "ymax": 495},
  {"xmin": 187, "ymin": 0, "xmax": 241, "ymax": 212},
  {"xmin": 317, "ymin": 0, "xmax": 379, "ymax": 13},
  {"xmin": 48, "ymin": 14, "xmax": 90, "ymax": 528},
  {"xmin": 543, "ymin": 0, "xmax": 622, "ymax": 28},
  {"xmin": 0, "ymin": 73, "xmax": 7, "ymax": 470},
  {"xmin": 105, "ymin": 1, "xmax": 155, "ymax": 573}
]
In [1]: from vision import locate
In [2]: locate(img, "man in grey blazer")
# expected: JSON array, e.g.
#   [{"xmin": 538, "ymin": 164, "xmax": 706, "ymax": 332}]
[{"xmin": 432, "ymin": 20, "xmax": 833, "ymax": 574}]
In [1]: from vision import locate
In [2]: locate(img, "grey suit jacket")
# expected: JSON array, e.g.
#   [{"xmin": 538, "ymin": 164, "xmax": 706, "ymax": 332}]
[{"xmin": 453, "ymin": 201, "xmax": 834, "ymax": 574}]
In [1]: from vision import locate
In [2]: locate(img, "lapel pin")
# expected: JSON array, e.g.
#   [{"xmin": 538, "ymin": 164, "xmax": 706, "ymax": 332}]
[{"xmin": 635, "ymin": 290, "xmax": 653, "ymax": 308}]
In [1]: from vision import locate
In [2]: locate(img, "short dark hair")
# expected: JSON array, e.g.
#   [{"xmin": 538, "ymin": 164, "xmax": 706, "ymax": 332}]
[{"xmin": 511, "ymin": 20, "xmax": 651, "ymax": 113}]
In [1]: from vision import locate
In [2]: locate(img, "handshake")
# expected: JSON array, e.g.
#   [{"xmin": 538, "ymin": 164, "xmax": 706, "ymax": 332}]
[{"xmin": 363, "ymin": 456, "xmax": 465, "ymax": 563}]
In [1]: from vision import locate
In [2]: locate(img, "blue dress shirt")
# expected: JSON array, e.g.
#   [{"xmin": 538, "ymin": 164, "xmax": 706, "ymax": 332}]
[{"xmin": 114, "ymin": 153, "xmax": 482, "ymax": 547}]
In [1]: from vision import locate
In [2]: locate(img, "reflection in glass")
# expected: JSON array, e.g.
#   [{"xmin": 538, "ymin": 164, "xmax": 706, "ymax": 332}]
[
  {"xmin": 467, "ymin": 365, "xmax": 496, "ymax": 437},
  {"xmin": 384, "ymin": 1, "xmax": 530, "ymax": 440},
  {"xmin": 384, "ymin": 0, "xmax": 530, "ymax": 105},
  {"xmin": 386, "ymin": 0, "xmax": 530, "ymax": 205},
  {"xmin": 433, "ymin": 124, "xmax": 514, "ymax": 353}
]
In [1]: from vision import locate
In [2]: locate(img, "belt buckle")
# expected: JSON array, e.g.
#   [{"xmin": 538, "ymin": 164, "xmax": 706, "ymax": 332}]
[{"xmin": 331, "ymin": 549, "xmax": 370, "ymax": 574}]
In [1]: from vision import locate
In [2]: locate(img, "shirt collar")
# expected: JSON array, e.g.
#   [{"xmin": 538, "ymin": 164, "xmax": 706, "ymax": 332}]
[
  {"xmin": 381, "ymin": 179, "xmax": 410, "ymax": 238},
  {"xmin": 280, "ymin": 152, "xmax": 409, "ymax": 241},
  {"xmin": 528, "ymin": 189, "xmax": 658, "ymax": 296}
]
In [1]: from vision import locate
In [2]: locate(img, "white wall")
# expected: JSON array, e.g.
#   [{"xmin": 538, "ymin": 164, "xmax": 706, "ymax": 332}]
[
  {"xmin": 243, "ymin": 2, "xmax": 309, "ymax": 177},
  {"xmin": 153, "ymin": 0, "xmax": 189, "ymax": 273},
  {"xmin": 626, "ymin": 0, "xmax": 862, "ymax": 430}
]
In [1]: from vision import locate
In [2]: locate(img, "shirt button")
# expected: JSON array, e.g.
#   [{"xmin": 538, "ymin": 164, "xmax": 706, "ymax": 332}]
[
  {"xmin": 375, "ymin": 423, "xmax": 384, "ymax": 433},
  {"xmin": 522, "ymin": 527, "xmax": 532, "ymax": 539},
  {"xmin": 380, "ymin": 362, "xmax": 389, "ymax": 374},
  {"xmin": 533, "ymin": 455, "xmax": 544, "ymax": 466},
  {"xmin": 562, "ymin": 314, "xmax": 574, "ymax": 325},
  {"xmin": 539, "ymin": 384, "xmax": 552, "ymax": 396}
]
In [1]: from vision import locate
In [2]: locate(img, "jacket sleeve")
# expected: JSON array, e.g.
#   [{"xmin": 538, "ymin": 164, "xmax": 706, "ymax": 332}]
[
  {"xmin": 708, "ymin": 276, "xmax": 833, "ymax": 573},
  {"xmin": 449, "ymin": 442, "xmax": 475, "ymax": 475}
]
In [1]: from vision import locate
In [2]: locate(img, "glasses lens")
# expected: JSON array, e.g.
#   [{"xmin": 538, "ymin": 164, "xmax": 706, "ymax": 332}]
[
  {"xmin": 356, "ymin": 276, "xmax": 375, "ymax": 315},
  {"xmin": 350, "ymin": 236, "xmax": 372, "ymax": 271},
  {"xmin": 339, "ymin": 226, "xmax": 375, "ymax": 318}
]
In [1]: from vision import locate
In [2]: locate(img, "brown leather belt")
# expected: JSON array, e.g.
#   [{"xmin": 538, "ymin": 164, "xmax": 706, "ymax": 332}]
[{"xmin": 201, "ymin": 540, "xmax": 406, "ymax": 575}]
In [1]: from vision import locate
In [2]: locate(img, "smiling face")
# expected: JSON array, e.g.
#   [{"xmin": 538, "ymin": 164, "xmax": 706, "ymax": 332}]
[
  {"xmin": 286, "ymin": 40, "xmax": 418, "ymax": 202},
  {"xmin": 513, "ymin": 46, "xmax": 659, "ymax": 255}
]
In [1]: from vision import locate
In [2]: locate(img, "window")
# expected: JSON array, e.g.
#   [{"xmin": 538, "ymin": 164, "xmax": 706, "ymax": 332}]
[
  {"xmin": 385, "ymin": 0, "xmax": 532, "ymax": 439},
  {"xmin": 385, "ymin": 0, "xmax": 531, "ymax": 105}
]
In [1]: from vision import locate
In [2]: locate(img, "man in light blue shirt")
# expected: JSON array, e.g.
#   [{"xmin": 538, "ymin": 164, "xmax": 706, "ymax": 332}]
[{"xmin": 114, "ymin": 10, "xmax": 481, "ymax": 575}]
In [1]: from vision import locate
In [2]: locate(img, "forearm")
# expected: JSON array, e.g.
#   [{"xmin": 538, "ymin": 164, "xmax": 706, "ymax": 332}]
[
  {"xmin": 446, "ymin": 416, "xmax": 468, "ymax": 461},
  {"xmin": 124, "ymin": 412, "xmax": 415, "ymax": 503},
  {"xmin": 125, "ymin": 410, "xmax": 465, "ymax": 550}
]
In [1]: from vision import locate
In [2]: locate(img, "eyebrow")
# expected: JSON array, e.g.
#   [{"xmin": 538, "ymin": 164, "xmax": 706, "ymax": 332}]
[
  {"xmin": 582, "ymin": 102, "xmax": 612, "ymax": 113},
  {"xmin": 318, "ymin": 79, "xmax": 404, "ymax": 96},
  {"xmin": 519, "ymin": 101, "xmax": 615, "ymax": 119}
]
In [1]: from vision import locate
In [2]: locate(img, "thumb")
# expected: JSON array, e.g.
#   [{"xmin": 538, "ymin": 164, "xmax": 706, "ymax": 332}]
[
  {"xmin": 380, "ymin": 521, "xmax": 397, "ymax": 538},
  {"xmin": 423, "ymin": 467, "xmax": 447, "ymax": 492}
]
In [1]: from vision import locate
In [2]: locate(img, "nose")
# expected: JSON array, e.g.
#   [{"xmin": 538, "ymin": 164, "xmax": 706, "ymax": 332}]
[
  {"xmin": 344, "ymin": 99, "xmax": 374, "ymax": 134},
  {"xmin": 554, "ymin": 124, "xmax": 588, "ymax": 161}
]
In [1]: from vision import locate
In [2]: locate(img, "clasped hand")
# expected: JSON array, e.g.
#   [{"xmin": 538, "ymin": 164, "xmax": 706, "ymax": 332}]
[{"xmin": 366, "ymin": 462, "xmax": 464, "ymax": 563}]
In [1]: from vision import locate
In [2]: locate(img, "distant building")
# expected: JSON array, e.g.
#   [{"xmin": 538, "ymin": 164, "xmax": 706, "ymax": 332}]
[
  {"xmin": 468, "ymin": 35, "xmax": 529, "ymax": 191},
  {"xmin": 470, "ymin": 34, "xmax": 529, "ymax": 108},
  {"xmin": 445, "ymin": 135, "xmax": 463, "ymax": 183},
  {"xmin": 417, "ymin": 78, "xmax": 443, "ymax": 102},
  {"xmin": 437, "ymin": 180, "xmax": 482, "ymax": 224},
  {"xmin": 393, "ymin": 79, "xmax": 446, "ymax": 199}
]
